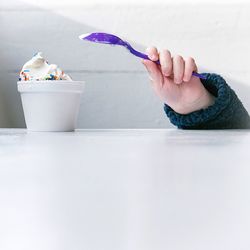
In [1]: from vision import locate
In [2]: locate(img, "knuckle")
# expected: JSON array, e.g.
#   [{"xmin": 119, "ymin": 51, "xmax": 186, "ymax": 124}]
[
  {"xmin": 146, "ymin": 46, "xmax": 156, "ymax": 53},
  {"xmin": 175, "ymin": 79, "xmax": 182, "ymax": 84},
  {"xmin": 163, "ymin": 66, "xmax": 172, "ymax": 75},
  {"xmin": 186, "ymin": 57, "xmax": 196, "ymax": 67},
  {"xmin": 186, "ymin": 56, "xmax": 195, "ymax": 62},
  {"xmin": 147, "ymin": 46, "xmax": 155, "ymax": 50},
  {"xmin": 162, "ymin": 49, "xmax": 170, "ymax": 55},
  {"xmin": 183, "ymin": 75, "xmax": 190, "ymax": 82},
  {"xmin": 150, "ymin": 46, "xmax": 158, "ymax": 53},
  {"xmin": 177, "ymin": 54, "xmax": 183, "ymax": 59},
  {"xmin": 174, "ymin": 54, "xmax": 183, "ymax": 62},
  {"xmin": 159, "ymin": 51, "xmax": 167, "ymax": 61}
]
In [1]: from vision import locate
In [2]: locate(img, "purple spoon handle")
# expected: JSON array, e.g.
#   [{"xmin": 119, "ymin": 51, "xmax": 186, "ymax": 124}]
[
  {"xmin": 125, "ymin": 43, "xmax": 206, "ymax": 80},
  {"xmin": 79, "ymin": 33, "xmax": 206, "ymax": 80}
]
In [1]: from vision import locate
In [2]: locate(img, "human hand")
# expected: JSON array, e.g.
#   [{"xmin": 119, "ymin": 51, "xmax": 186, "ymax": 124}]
[{"xmin": 142, "ymin": 47, "xmax": 215, "ymax": 114}]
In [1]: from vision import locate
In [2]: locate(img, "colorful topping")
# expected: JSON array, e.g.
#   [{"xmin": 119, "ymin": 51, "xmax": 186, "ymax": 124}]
[{"xmin": 19, "ymin": 52, "xmax": 72, "ymax": 81}]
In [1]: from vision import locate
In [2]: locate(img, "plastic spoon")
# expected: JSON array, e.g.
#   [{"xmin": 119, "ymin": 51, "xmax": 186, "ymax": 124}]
[{"xmin": 79, "ymin": 32, "xmax": 206, "ymax": 80}]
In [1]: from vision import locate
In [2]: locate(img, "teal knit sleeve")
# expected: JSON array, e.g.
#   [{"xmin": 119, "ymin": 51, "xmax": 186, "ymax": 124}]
[{"xmin": 164, "ymin": 73, "xmax": 250, "ymax": 129}]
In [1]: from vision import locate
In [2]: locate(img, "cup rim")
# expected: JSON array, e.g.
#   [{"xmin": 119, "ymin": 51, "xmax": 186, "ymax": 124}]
[
  {"xmin": 17, "ymin": 80, "xmax": 85, "ymax": 85},
  {"xmin": 17, "ymin": 80, "xmax": 85, "ymax": 93}
]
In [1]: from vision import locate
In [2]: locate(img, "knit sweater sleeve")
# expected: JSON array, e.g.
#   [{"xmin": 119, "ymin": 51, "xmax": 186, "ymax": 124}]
[{"xmin": 164, "ymin": 73, "xmax": 250, "ymax": 129}]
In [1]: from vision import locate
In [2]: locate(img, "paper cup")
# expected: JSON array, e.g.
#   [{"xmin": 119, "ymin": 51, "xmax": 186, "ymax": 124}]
[{"xmin": 17, "ymin": 80, "xmax": 85, "ymax": 132}]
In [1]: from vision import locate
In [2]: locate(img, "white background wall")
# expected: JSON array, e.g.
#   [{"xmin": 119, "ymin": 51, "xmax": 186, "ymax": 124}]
[{"xmin": 1, "ymin": 0, "xmax": 250, "ymax": 128}]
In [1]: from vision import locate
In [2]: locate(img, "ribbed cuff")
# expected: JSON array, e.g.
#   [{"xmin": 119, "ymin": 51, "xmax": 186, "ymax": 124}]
[{"xmin": 164, "ymin": 73, "xmax": 232, "ymax": 128}]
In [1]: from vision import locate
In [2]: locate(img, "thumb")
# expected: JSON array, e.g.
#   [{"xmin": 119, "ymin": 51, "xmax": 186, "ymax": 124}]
[
  {"xmin": 142, "ymin": 59, "xmax": 154, "ymax": 81},
  {"xmin": 142, "ymin": 59, "xmax": 163, "ymax": 88}
]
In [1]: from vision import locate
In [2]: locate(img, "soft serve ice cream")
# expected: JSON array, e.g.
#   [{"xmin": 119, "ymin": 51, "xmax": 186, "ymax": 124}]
[
  {"xmin": 17, "ymin": 52, "xmax": 84, "ymax": 131},
  {"xmin": 19, "ymin": 52, "xmax": 72, "ymax": 81}
]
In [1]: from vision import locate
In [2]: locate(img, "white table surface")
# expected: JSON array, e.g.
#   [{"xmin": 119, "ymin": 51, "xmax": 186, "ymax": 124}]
[{"xmin": 1, "ymin": 129, "xmax": 250, "ymax": 250}]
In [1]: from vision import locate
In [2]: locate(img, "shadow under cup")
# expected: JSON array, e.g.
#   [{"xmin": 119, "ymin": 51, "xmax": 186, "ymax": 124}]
[{"xmin": 17, "ymin": 81, "xmax": 85, "ymax": 132}]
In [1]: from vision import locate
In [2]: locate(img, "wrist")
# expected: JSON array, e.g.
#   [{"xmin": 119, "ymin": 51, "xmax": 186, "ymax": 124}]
[{"xmin": 174, "ymin": 90, "xmax": 215, "ymax": 115}]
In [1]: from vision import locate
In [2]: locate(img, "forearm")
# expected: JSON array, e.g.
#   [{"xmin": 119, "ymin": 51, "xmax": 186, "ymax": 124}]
[{"xmin": 164, "ymin": 73, "xmax": 250, "ymax": 129}]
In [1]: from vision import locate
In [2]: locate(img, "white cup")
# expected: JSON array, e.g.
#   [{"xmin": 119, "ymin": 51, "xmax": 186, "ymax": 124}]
[{"xmin": 17, "ymin": 80, "xmax": 85, "ymax": 132}]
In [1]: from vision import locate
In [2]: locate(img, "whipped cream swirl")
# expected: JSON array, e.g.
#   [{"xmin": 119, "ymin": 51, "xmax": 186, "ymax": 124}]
[{"xmin": 19, "ymin": 52, "xmax": 72, "ymax": 81}]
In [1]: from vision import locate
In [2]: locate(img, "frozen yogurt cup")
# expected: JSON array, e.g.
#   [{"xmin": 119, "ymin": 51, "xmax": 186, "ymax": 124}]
[{"xmin": 17, "ymin": 53, "xmax": 84, "ymax": 132}]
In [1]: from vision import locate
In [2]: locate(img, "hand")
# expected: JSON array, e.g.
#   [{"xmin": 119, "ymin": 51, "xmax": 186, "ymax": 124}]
[{"xmin": 142, "ymin": 47, "xmax": 215, "ymax": 114}]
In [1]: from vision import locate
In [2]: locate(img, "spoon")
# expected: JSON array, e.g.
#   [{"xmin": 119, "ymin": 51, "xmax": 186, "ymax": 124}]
[{"xmin": 79, "ymin": 32, "xmax": 206, "ymax": 80}]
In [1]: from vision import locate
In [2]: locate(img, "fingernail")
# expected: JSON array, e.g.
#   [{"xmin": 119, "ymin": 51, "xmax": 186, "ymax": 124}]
[
  {"xmin": 163, "ymin": 69, "xmax": 170, "ymax": 77},
  {"xmin": 175, "ymin": 79, "xmax": 182, "ymax": 84},
  {"xmin": 148, "ymin": 54, "xmax": 154, "ymax": 60}
]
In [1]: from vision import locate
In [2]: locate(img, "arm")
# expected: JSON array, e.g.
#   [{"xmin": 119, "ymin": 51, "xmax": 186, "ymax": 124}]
[
  {"xmin": 164, "ymin": 73, "xmax": 250, "ymax": 129},
  {"xmin": 142, "ymin": 47, "xmax": 250, "ymax": 129}
]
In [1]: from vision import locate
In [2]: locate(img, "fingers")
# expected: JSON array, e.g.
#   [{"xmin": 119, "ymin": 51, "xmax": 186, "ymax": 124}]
[
  {"xmin": 146, "ymin": 46, "xmax": 159, "ymax": 61},
  {"xmin": 142, "ymin": 59, "xmax": 164, "ymax": 91},
  {"xmin": 159, "ymin": 49, "xmax": 172, "ymax": 77},
  {"xmin": 159, "ymin": 51, "xmax": 197, "ymax": 84},
  {"xmin": 183, "ymin": 57, "xmax": 198, "ymax": 82},
  {"xmin": 173, "ymin": 55, "xmax": 184, "ymax": 84},
  {"xmin": 145, "ymin": 47, "xmax": 198, "ymax": 84}
]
